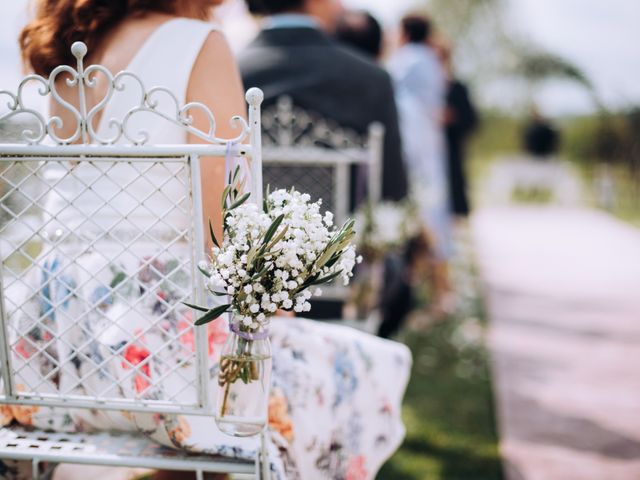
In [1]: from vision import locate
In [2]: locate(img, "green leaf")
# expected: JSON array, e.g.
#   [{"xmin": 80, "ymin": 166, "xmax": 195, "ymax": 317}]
[
  {"xmin": 262, "ymin": 214, "xmax": 285, "ymax": 246},
  {"xmin": 228, "ymin": 192, "xmax": 251, "ymax": 210},
  {"xmin": 266, "ymin": 224, "xmax": 289, "ymax": 250},
  {"xmin": 251, "ymin": 265, "xmax": 269, "ymax": 280},
  {"xmin": 232, "ymin": 164, "xmax": 242, "ymax": 183},
  {"xmin": 330, "ymin": 219, "xmax": 356, "ymax": 244},
  {"xmin": 109, "ymin": 271, "xmax": 126, "ymax": 289},
  {"xmin": 246, "ymin": 245, "xmax": 259, "ymax": 267},
  {"xmin": 182, "ymin": 301, "xmax": 210, "ymax": 313},
  {"xmin": 323, "ymin": 255, "xmax": 340, "ymax": 269},
  {"xmin": 240, "ymin": 365, "xmax": 250, "ymax": 384},
  {"xmin": 221, "ymin": 185, "xmax": 232, "ymax": 210},
  {"xmin": 197, "ymin": 264, "xmax": 212, "ymax": 278},
  {"xmin": 312, "ymin": 269, "xmax": 343, "ymax": 286},
  {"xmin": 343, "ymin": 218, "xmax": 356, "ymax": 232},
  {"xmin": 209, "ymin": 219, "xmax": 220, "ymax": 248},
  {"xmin": 194, "ymin": 303, "xmax": 231, "ymax": 326},
  {"xmin": 316, "ymin": 243, "xmax": 339, "ymax": 268},
  {"xmin": 263, "ymin": 184, "xmax": 271, "ymax": 213},
  {"xmin": 296, "ymin": 273, "xmax": 319, "ymax": 293}
]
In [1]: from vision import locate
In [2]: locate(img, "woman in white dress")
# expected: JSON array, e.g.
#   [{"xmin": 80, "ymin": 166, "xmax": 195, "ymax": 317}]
[{"xmin": 3, "ymin": 1, "xmax": 412, "ymax": 478}]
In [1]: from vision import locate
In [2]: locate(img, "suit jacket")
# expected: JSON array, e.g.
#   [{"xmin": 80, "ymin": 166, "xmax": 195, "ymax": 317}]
[{"xmin": 238, "ymin": 27, "xmax": 408, "ymax": 202}]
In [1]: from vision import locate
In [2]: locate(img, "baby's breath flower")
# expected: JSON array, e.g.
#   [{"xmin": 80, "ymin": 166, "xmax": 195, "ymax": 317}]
[{"xmin": 200, "ymin": 188, "xmax": 358, "ymax": 333}]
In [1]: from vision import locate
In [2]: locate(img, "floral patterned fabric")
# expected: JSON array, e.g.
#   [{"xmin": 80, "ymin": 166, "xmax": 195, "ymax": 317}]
[{"xmin": 3, "ymin": 247, "xmax": 411, "ymax": 479}]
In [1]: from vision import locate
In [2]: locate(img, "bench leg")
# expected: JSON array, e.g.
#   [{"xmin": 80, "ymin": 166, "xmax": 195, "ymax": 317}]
[
  {"xmin": 31, "ymin": 458, "xmax": 39, "ymax": 480},
  {"xmin": 260, "ymin": 430, "xmax": 269, "ymax": 479}
]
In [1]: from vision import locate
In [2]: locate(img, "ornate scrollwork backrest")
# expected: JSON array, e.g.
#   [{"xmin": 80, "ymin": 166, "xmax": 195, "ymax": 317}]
[
  {"xmin": 261, "ymin": 96, "xmax": 367, "ymax": 150},
  {"xmin": 0, "ymin": 42, "xmax": 251, "ymax": 146}
]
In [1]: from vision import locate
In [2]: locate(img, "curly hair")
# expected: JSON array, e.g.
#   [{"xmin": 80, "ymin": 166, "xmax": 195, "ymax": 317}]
[
  {"xmin": 20, "ymin": 0, "xmax": 213, "ymax": 76},
  {"xmin": 401, "ymin": 14, "xmax": 432, "ymax": 44}
]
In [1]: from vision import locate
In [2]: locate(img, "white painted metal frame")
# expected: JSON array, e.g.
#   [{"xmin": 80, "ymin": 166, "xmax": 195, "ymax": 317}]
[
  {"xmin": 0, "ymin": 42, "xmax": 269, "ymax": 478},
  {"xmin": 0, "ymin": 427, "xmax": 259, "ymax": 480},
  {"xmin": 261, "ymin": 96, "xmax": 383, "ymax": 225}
]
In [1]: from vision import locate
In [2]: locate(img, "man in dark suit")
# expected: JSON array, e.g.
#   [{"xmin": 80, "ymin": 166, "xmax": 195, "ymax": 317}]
[
  {"xmin": 239, "ymin": 1, "xmax": 408, "ymax": 320},
  {"xmin": 239, "ymin": 0, "xmax": 408, "ymax": 203}
]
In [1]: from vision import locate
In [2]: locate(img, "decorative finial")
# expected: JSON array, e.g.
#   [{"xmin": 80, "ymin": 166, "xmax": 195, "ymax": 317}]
[
  {"xmin": 245, "ymin": 88, "xmax": 264, "ymax": 107},
  {"xmin": 368, "ymin": 122, "xmax": 385, "ymax": 136},
  {"xmin": 70, "ymin": 42, "xmax": 88, "ymax": 60}
]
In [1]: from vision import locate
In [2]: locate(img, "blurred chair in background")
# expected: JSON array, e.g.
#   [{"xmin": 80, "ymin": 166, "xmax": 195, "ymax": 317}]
[{"xmin": 260, "ymin": 96, "xmax": 385, "ymax": 321}]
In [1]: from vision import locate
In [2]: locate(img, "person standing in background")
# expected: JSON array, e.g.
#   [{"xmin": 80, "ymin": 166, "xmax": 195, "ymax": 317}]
[
  {"xmin": 335, "ymin": 10, "xmax": 413, "ymax": 337},
  {"xmin": 523, "ymin": 108, "xmax": 560, "ymax": 159},
  {"xmin": 439, "ymin": 42, "xmax": 478, "ymax": 218},
  {"xmin": 388, "ymin": 14, "xmax": 452, "ymax": 311},
  {"xmin": 335, "ymin": 9, "xmax": 384, "ymax": 60}
]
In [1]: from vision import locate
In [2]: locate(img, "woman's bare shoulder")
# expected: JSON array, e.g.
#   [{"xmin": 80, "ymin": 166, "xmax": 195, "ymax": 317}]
[{"xmin": 190, "ymin": 30, "xmax": 238, "ymax": 88}]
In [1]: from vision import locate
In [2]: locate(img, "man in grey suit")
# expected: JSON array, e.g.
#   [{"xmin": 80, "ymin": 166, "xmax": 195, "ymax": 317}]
[{"xmin": 239, "ymin": 0, "xmax": 408, "ymax": 203}]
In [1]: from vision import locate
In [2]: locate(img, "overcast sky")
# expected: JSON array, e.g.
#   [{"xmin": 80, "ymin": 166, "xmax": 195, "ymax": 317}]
[
  {"xmin": 345, "ymin": 0, "xmax": 640, "ymax": 115},
  {"xmin": 1, "ymin": 0, "xmax": 638, "ymax": 116}
]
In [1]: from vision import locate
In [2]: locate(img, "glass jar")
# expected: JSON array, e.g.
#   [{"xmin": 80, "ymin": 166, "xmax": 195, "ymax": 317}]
[{"xmin": 215, "ymin": 322, "xmax": 272, "ymax": 437}]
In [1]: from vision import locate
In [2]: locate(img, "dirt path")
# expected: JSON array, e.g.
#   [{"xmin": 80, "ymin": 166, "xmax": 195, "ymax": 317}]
[{"xmin": 473, "ymin": 206, "xmax": 640, "ymax": 480}]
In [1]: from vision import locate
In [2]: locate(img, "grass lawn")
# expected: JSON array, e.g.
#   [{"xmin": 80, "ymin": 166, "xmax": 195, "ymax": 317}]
[{"xmin": 377, "ymin": 233, "xmax": 503, "ymax": 480}]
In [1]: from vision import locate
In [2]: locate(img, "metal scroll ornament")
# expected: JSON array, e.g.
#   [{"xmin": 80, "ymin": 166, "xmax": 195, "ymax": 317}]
[{"xmin": 0, "ymin": 42, "xmax": 250, "ymax": 146}]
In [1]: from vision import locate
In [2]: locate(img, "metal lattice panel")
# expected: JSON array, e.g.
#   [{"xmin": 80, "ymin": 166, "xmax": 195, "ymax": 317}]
[
  {"xmin": 0, "ymin": 155, "xmax": 211, "ymax": 414},
  {"xmin": 263, "ymin": 164, "xmax": 335, "ymax": 214}
]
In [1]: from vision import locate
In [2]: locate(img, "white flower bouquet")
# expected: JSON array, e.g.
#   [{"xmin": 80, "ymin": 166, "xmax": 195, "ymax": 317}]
[
  {"xmin": 190, "ymin": 182, "xmax": 359, "ymax": 329},
  {"xmin": 345, "ymin": 201, "xmax": 420, "ymax": 320},
  {"xmin": 354, "ymin": 200, "xmax": 419, "ymax": 260},
  {"xmin": 186, "ymin": 167, "xmax": 359, "ymax": 434}
]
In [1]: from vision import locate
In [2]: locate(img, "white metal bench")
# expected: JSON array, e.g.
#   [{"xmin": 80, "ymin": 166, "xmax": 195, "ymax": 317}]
[{"xmin": 0, "ymin": 42, "xmax": 269, "ymax": 479}]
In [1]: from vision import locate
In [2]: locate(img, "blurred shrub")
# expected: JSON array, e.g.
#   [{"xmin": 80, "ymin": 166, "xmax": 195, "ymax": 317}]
[
  {"xmin": 468, "ymin": 111, "xmax": 522, "ymax": 161},
  {"xmin": 561, "ymin": 108, "xmax": 640, "ymax": 169}
]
